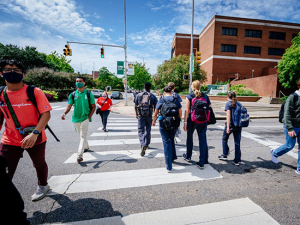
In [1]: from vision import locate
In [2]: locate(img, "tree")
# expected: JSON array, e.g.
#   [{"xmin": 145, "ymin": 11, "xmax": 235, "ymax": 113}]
[
  {"xmin": 277, "ymin": 32, "xmax": 300, "ymax": 89},
  {"xmin": 96, "ymin": 67, "xmax": 113, "ymax": 90},
  {"xmin": 153, "ymin": 54, "xmax": 207, "ymax": 92},
  {"xmin": 127, "ymin": 62, "xmax": 152, "ymax": 91},
  {"xmin": 46, "ymin": 51, "xmax": 74, "ymax": 73}
]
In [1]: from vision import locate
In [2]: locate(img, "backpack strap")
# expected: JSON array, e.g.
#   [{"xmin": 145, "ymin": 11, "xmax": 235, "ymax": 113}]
[
  {"xmin": 71, "ymin": 91, "xmax": 76, "ymax": 104},
  {"xmin": 26, "ymin": 85, "xmax": 38, "ymax": 111}
]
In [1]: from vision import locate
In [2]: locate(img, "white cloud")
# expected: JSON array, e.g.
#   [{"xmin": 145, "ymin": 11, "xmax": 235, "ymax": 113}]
[
  {"xmin": 109, "ymin": 28, "xmax": 114, "ymax": 32},
  {"xmin": 57, "ymin": 35, "xmax": 64, "ymax": 39},
  {"xmin": 0, "ymin": 0, "xmax": 106, "ymax": 38}
]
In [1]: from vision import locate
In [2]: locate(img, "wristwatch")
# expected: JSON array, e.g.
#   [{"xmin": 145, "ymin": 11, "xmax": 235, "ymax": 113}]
[{"xmin": 32, "ymin": 130, "xmax": 40, "ymax": 135}]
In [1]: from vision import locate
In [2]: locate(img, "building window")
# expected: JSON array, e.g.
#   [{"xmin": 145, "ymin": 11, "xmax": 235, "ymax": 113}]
[
  {"xmin": 245, "ymin": 29, "xmax": 262, "ymax": 38},
  {"xmin": 269, "ymin": 31, "xmax": 286, "ymax": 40},
  {"xmin": 293, "ymin": 33, "xmax": 298, "ymax": 39},
  {"xmin": 268, "ymin": 48, "xmax": 284, "ymax": 56},
  {"xmin": 244, "ymin": 46, "xmax": 261, "ymax": 54},
  {"xmin": 222, "ymin": 27, "xmax": 237, "ymax": 36},
  {"xmin": 221, "ymin": 44, "xmax": 237, "ymax": 53}
]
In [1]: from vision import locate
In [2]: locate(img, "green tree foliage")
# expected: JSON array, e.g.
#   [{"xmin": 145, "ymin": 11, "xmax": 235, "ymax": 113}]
[
  {"xmin": 277, "ymin": 32, "xmax": 300, "ymax": 89},
  {"xmin": 127, "ymin": 62, "xmax": 152, "ymax": 91},
  {"xmin": 96, "ymin": 67, "xmax": 123, "ymax": 90},
  {"xmin": 46, "ymin": 51, "xmax": 74, "ymax": 73},
  {"xmin": 153, "ymin": 54, "xmax": 207, "ymax": 92}
]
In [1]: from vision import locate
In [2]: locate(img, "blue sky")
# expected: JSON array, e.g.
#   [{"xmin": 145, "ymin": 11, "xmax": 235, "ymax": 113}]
[{"xmin": 0, "ymin": 0, "xmax": 299, "ymax": 76}]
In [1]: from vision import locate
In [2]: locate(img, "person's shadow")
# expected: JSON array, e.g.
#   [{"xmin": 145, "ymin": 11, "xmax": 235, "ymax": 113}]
[{"xmin": 30, "ymin": 195, "xmax": 125, "ymax": 225}]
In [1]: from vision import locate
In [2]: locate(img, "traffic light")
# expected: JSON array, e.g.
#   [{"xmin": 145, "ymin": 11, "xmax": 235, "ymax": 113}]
[
  {"xmin": 196, "ymin": 51, "xmax": 201, "ymax": 64},
  {"xmin": 63, "ymin": 44, "xmax": 72, "ymax": 56},
  {"xmin": 101, "ymin": 47, "xmax": 104, "ymax": 58}
]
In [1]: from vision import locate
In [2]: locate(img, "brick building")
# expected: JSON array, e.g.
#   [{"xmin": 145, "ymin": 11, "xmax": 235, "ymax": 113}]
[
  {"xmin": 171, "ymin": 15, "xmax": 300, "ymax": 85},
  {"xmin": 88, "ymin": 71, "xmax": 99, "ymax": 79}
]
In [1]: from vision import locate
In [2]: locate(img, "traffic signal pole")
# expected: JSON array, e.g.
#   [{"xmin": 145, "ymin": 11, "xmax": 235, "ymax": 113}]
[
  {"xmin": 189, "ymin": 0, "xmax": 194, "ymax": 93},
  {"xmin": 124, "ymin": 0, "xmax": 128, "ymax": 106}
]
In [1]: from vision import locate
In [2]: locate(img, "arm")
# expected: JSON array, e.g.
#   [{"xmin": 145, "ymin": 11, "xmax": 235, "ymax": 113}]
[
  {"xmin": 226, "ymin": 110, "xmax": 231, "ymax": 134},
  {"xmin": 89, "ymin": 104, "xmax": 96, "ymax": 120},
  {"xmin": 135, "ymin": 105, "xmax": 138, "ymax": 119},
  {"xmin": 284, "ymin": 95, "xmax": 296, "ymax": 137},
  {"xmin": 152, "ymin": 109, "xmax": 159, "ymax": 126},
  {"xmin": 179, "ymin": 108, "xmax": 182, "ymax": 119},
  {"xmin": 183, "ymin": 99, "xmax": 190, "ymax": 132},
  {"xmin": 61, "ymin": 104, "xmax": 72, "ymax": 120},
  {"xmin": 21, "ymin": 111, "xmax": 51, "ymax": 149}
]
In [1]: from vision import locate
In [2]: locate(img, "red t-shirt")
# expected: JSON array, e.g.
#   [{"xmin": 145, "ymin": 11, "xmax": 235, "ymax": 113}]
[
  {"xmin": 0, "ymin": 85, "xmax": 52, "ymax": 146},
  {"xmin": 97, "ymin": 97, "xmax": 113, "ymax": 111}
]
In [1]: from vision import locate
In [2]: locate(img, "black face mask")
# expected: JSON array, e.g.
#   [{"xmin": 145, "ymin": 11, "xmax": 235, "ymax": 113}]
[{"xmin": 2, "ymin": 71, "xmax": 23, "ymax": 83}]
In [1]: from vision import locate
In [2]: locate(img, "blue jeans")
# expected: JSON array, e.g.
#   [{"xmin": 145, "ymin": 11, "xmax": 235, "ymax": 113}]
[
  {"xmin": 222, "ymin": 124, "xmax": 242, "ymax": 162},
  {"xmin": 185, "ymin": 117, "xmax": 208, "ymax": 165},
  {"xmin": 99, "ymin": 110, "xmax": 110, "ymax": 128},
  {"xmin": 159, "ymin": 127, "xmax": 176, "ymax": 170},
  {"xmin": 273, "ymin": 124, "xmax": 300, "ymax": 170},
  {"xmin": 138, "ymin": 116, "xmax": 152, "ymax": 148}
]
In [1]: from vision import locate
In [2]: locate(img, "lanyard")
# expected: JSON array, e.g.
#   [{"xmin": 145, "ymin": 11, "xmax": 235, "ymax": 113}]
[{"xmin": 3, "ymin": 87, "xmax": 23, "ymax": 134}]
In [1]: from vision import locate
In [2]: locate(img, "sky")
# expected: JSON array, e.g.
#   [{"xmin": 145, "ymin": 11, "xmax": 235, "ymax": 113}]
[{"xmin": 0, "ymin": 0, "xmax": 299, "ymax": 77}]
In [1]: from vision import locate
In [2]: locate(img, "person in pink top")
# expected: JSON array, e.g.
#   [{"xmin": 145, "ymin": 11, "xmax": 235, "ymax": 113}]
[{"xmin": 0, "ymin": 60, "xmax": 52, "ymax": 202}]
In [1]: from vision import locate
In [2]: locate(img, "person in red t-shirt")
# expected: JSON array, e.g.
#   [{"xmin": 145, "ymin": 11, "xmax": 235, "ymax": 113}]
[
  {"xmin": 96, "ymin": 91, "xmax": 113, "ymax": 132},
  {"xmin": 0, "ymin": 60, "xmax": 52, "ymax": 202}
]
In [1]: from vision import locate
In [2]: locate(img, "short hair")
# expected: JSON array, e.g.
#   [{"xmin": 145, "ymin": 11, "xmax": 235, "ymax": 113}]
[
  {"xmin": 0, "ymin": 60, "xmax": 25, "ymax": 73},
  {"xmin": 144, "ymin": 82, "xmax": 151, "ymax": 91},
  {"xmin": 167, "ymin": 82, "xmax": 175, "ymax": 89},
  {"xmin": 76, "ymin": 76, "xmax": 86, "ymax": 82}
]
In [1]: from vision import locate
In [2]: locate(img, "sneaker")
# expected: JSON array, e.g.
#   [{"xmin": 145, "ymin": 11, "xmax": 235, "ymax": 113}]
[
  {"xmin": 77, "ymin": 157, "xmax": 83, "ymax": 163},
  {"xmin": 183, "ymin": 153, "xmax": 191, "ymax": 162},
  {"xmin": 232, "ymin": 160, "xmax": 240, "ymax": 166},
  {"xmin": 167, "ymin": 169, "xmax": 172, "ymax": 173},
  {"xmin": 31, "ymin": 185, "xmax": 50, "ymax": 202},
  {"xmin": 102, "ymin": 127, "xmax": 105, "ymax": 130},
  {"xmin": 295, "ymin": 169, "xmax": 300, "ymax": 175},
  {"xmin": 218, "ymin": 154, "xmax": 228, "ymax": 160},
  {"xmin": 84, "ymin": 148, "xmax": 89, "ymax": 153},
  {"xmin": 196, "ymin": 162, "xmax": 204, "ymax": 170},
  {"xmin": 103, "ymin": 129, "xmax": 108, "ymax": 132},
  {"xmin": 140, "ymin": 146, "xmax": 147, "ymax": 156},
  {"xmin": 270, "ymin": 149, "xmax": 278, "ymax": 164}
]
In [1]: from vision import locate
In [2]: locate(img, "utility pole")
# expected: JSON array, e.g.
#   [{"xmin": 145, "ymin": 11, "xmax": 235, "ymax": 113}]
[
  {"xmin": 93, "ymin": 61, "xmax": 95, "ymax": 79},
  {"xmin": 124, "ymin": 0, "xmax": 128, "ymax": 106},
  {"xmin": 189, "ymin": 0, "xmax": 194, "ymax": 93}
]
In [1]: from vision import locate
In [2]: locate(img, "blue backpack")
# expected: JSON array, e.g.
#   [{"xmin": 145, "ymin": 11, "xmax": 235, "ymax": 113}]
[{"xmin": 231, "ymin": 102, "xmax": 249, "ymax": 127}]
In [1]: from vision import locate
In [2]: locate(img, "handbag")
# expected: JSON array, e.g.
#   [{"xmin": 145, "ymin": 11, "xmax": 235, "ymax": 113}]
[
  {"xmin": 208, "ymin": 107, "xmax": 216, "ymax": 125},
  {"xmin": 96, "ymin": 98, "xmax": 108, "ymax": 115}
]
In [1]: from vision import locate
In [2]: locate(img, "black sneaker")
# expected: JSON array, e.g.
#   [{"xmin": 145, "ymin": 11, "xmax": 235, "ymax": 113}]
[
  {"xmin": 232, "ymin": 160, "xmax": 240, "ymax": 166},
  {"xmin": 196, "ymin": 162, "xmax": 204, "ymax": 170},
  {"xmin": 218, "ymin": 154, "xmax": 228, "ymax": 160},
  {"xmin": 183, "ymin": 153, "xmax": 191, "ymax": 162},
  {"xmin": 140, "ymin": 146, "xmax": 147, "ymax": 156}
]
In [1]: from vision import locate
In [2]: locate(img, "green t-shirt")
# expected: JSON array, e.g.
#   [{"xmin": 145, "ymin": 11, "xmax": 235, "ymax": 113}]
[{"xmin": 68, "ymin": 89, "xmax": 95, "ymax": 123}]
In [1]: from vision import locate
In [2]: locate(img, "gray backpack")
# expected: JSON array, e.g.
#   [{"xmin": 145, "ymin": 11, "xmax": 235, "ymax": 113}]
[{"xmin": 137, "ymin": 92, "xmax": 152, "ymax": 117}]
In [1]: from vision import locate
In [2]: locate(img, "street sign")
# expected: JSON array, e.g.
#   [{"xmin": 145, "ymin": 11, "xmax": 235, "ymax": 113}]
[{"xmin": 117, "ymin": 61, "xmax": 124, "ymax": 75}]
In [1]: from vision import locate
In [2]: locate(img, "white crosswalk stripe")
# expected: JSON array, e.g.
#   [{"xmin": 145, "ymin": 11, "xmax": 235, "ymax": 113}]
[
  {"xmin": 91, "ymin": 131, "xmax": 161, "ymax": 137},
  {"xmin": 98, "ymin": 126, "xmax": 159, "ymax": 130},
  {"xmin": 52, "ymin": 107, "xmax": 66, "ymax": 111},
  {"xmin": 47, "ymin": 164, "xmax": 222, "ymax": 195}
]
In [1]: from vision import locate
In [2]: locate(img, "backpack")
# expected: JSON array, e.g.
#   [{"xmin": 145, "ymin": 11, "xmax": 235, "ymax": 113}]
[
  {"xmin": 137, "ymin": 92, "xmax": 152, "ymax": 117},
  {"xmin": 71, "ymin": 90, "xmax": 92, "ymax": 111},
  {"xmin": 160, "ymin": 98, "xmax": 180, "ymax": 130},
  {"xmin": 190, "ymin": 93, "xmax": 210, "ymax": 124},
  {"xmin": 279, "ymin": 93, "xmax": 298, "ymax": 123},
  {"xmin": 231, "ymin": 102, "xmax": 249, "ymax": 127},
  {"xmin": 0, "ymin": 85, "xmax": 60, "ymax": 142}
]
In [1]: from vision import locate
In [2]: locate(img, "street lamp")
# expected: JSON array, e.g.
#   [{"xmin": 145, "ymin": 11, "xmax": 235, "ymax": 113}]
[{"xmin": 81, "ymin": 62, "xmax": 86, "ymax": 74}]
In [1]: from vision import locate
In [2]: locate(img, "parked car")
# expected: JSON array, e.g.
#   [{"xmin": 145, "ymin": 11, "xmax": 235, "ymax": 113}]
[
  {"xmin": 91, "ymin": 90, "xmax": 102, "ymax": 98},
  {"xmin": 111, "ymin": 91, "xmax": 123, "ymax": 99},
  {"xmin": 127, "ymin": 89, "xmax": 133, "ymax": 93}
]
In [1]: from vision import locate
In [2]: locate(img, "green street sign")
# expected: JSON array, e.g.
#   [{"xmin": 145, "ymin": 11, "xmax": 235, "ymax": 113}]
[{"xmin": 117, "ymin": 61, "xmax": 124, "ymax": 75}]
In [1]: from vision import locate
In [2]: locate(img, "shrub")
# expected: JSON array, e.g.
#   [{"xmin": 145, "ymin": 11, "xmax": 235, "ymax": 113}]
[
  {"xmin": 44, "ymin": 93, "xmax": 54, "ymax": 102},
  {"xmin": 281, "ymin": 96, "xmax": 288, "ymax": 103}
]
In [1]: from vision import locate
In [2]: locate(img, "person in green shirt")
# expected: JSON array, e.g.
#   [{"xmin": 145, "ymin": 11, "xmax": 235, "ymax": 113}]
[{"xmin": 61, "ymin": 76, "xmax": 96, "ymax": 163}]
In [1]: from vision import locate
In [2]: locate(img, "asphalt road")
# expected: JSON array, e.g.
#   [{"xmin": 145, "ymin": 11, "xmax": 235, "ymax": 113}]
[{"xmin": 7, "ymin": 108, "xmax": 300, "ymax": 224}]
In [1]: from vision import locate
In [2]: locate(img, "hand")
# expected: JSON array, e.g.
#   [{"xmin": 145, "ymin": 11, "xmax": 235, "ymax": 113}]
[
  {"xmin": 183, "ymin": 123, "xmax": 187, "ymax": 132},
  {"xmin": 61, "ymin": 114, "xmax": 66, "ymax": 120},
  {"xmin": 226, "ymin": 127, "xmax": 230, "ymax": 134},
  {"xmin": 21, "ymin": 133, "xmax": 38, "ymax": 149},
  {"xmin": 288, "ymin": 131, "xmax": 296, "ymax": 138},
  {"xmin": 152, "ymin": 121, "xmax": 156, "ymax": 126},
  {"xmin": 136, "ymin": 114, "xmax": 138, "ymax": 119}
]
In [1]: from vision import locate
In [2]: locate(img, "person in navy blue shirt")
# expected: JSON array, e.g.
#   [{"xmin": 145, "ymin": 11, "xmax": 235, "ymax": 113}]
[
  {"xmin": 135, "ymin": 82, "xmax": 158, "ymax": 156},
  {"xmin": 152, "ymin": 86, "xmax": 182, "ymax": 172},
  {"xmin": 183, "ymin": 80, "xmax": 212, "ymax": 170},
  {"xmin": 218, "ymin": 91, "xmax": 242, "ymax": 165}
]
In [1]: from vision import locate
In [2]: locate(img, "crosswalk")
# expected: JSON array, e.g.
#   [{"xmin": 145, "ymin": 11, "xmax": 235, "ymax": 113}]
[{"xmin": 46, "ymin": 116, "xmax": 280, "ymax": 224}]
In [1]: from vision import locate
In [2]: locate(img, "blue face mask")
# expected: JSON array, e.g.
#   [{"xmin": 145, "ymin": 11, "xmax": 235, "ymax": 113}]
[{"xmin": 2, "ymin": 71, "xmax": 23, "ymax": 83}]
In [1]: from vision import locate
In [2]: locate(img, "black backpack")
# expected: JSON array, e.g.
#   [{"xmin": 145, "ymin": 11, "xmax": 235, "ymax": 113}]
[
  {"xmin": 137, "ymin": 92, "xmax": 152, "ymax": 117},
  {"xmin": 160, "ymin": 98, "xmax": 180, "ymax": 130},
  {"xmin": 279, "ymin": 93, "xmax": 298, "ymax": 123},
  {"xmin": 71, "ymin": 90, "xmax": 92, "ymax": 111},
  {"xmin": 0, "ymin": 85, "xmax": 60, "ymax": 142}
]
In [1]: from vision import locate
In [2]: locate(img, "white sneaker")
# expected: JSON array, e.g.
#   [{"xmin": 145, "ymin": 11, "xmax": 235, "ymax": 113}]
[
  {"xmin": 31, "ymin": 185, "xmax": 50, "ymax": 202},
  {"xmin": 270, "ymin": 149, "xmax": 278, "ymax": 164},
  {"xmin": 295, "ymin": 169, "xmax": 300, "ymax": 175}
]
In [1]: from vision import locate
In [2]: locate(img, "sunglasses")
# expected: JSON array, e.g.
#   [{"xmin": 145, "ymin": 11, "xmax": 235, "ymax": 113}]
[{"xmin": 3, "ymin": 68, "xmax": 22, "ymax": 73}]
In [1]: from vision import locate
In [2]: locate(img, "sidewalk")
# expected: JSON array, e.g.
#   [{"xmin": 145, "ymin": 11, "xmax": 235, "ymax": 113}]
[{"xmin": 111, "ymin": 96, "xmax": 281, "ymax": 119}]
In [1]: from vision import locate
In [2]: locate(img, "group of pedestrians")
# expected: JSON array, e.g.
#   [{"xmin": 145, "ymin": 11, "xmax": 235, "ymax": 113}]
[{"xmin": 0, "ymin": 58, "xmax": 299, "ymax": 216}]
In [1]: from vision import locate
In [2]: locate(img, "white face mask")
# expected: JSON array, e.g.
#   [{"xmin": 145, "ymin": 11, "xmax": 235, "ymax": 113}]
[
  {"xmin": 227, "ymin": 98, "xmax": 231, "ymax": 101},
  {"xmin": 103, "ymin": 95, "xmax": 107, "ymax": 98}
]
